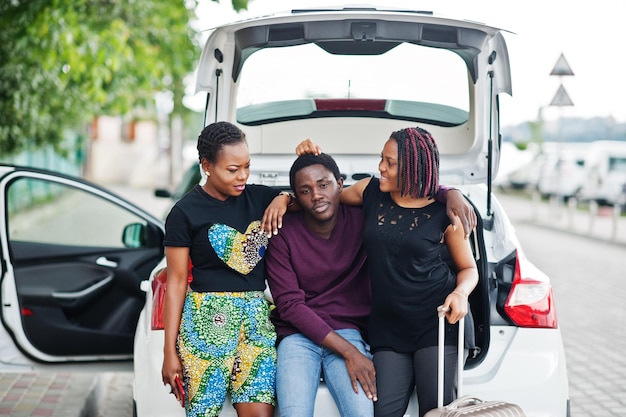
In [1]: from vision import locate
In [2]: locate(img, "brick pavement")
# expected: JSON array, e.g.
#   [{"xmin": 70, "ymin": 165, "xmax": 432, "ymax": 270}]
[{"xmin": 0, "ymin": 372, "xmax": 97, "ymax": 417}]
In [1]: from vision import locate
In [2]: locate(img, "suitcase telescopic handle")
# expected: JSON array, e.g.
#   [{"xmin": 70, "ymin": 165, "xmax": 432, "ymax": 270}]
[{"xmin": 436, "ymin": 307, "xmax": 465, "ymax": 408}]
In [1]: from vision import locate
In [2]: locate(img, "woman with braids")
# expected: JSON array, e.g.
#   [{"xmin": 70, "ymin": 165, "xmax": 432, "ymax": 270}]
[
  {"xmin": 296, "ymin": 127, "xmax": 478, "ymax": 417},
  {"xmin": 161, "ymin": 121, "xmax": 293, "ymax": 417}
]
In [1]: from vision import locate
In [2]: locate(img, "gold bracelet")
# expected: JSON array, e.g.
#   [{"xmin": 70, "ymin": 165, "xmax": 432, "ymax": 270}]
[{"xmin": 452, "ymin": 290, "xmax": 467, "ymax": 299}]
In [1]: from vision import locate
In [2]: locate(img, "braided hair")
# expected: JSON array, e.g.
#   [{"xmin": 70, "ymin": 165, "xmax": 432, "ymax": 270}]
[
  {"xmin": 390, "ymin": 126, "xmax": 439, "ymax": 199},
  {"xmin": 197, "ymin": 121, "xmax": 247, "ymax": 164}
]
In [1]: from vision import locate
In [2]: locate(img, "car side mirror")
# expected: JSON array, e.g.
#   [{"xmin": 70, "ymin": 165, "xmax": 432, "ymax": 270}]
[
  {"xmin": 122, "ymin": 223, "xmax": 163, "ymax": 248},
  {"xmin": 154, "ymin": 188, "xmax": 172, "ymax": 198}
]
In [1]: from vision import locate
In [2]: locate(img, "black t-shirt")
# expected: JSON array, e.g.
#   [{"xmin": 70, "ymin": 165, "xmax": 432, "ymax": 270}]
[
  {"xmin": 164, "ymin": 184, "xmax": 279, "ymax": 292},
  {"xmin": 362, "ymin": 177, "xmax": 457, "ymax": 352}
]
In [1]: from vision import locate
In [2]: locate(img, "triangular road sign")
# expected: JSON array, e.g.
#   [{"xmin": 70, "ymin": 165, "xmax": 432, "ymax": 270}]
[
  {"xmin": 550, "ymin": 84, "xmax": 574, "ymax": 106},
  {"xmin": 550, "ymin": 53, "xmax": 575, "ymax": 76}
]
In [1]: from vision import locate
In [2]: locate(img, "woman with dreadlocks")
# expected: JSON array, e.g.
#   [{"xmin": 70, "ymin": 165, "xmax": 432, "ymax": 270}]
[{"xmin": 296, "ymin": 127, "xmax": 478, "ymax": 417}]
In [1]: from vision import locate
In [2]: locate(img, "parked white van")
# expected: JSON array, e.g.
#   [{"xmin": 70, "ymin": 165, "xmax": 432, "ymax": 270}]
[
  {"xmin": 578, "ymin": 140, "xmax": 626, "ymax": 205},
  {"xmin": 536, "ymin": 143, "xmax": 589, "ymax": 199}
]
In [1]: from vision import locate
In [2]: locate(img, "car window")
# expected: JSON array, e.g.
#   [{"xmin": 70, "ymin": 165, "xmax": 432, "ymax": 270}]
[
  {"xmin": 236, "ymin": 42, "xmax": 469, "ymax": 126},
  {"xmin": 609, "ymin": 157, "xmax": 626, "ymax": 173},
  {"xmin": 7, "ymin": 177, "xmax": 148, "ymax": 248}
]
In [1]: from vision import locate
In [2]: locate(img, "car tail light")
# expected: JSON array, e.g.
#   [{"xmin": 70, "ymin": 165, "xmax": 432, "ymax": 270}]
[
  {"xmin": 504, "ymin": 253, "xmax": 558, "ymax": 329},
  {"xmin": 21, "ymin": 307, "xmax": 34, "ymax": 316},
  {"xmin": 151, "ymin": 261, "xmax": 193, "ymax": 331}
]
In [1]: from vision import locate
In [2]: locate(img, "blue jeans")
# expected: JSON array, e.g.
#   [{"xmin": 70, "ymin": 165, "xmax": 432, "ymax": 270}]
[{"xmin": 276, "ymin": 329, "xmax": 374, "ymax": 417}]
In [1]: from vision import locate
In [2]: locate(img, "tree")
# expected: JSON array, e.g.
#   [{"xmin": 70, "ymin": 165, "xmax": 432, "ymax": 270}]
[
  {"xmin": 527, "ymin": 107, "xmax": 545, "ymax": 148},
  {"xmin": 0, "ymin": 0, "xmax": 248, "ymax": 156}
]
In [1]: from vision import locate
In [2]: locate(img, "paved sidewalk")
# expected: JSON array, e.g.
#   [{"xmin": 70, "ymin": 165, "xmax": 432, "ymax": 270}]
[
  {"xmin": 0, "ymin": 372, "xmax": 97, "ymax": 417},
  {"xmin": 0, "ymin": 371, "xmax": 134, "ymax": 417},
  {"xmin": 498, "ymin": 191, "xmax": 626, "ymax": 246},
  {"xmin": 90, "ymin": 373, "xmax": 134, "ymax": 417}
]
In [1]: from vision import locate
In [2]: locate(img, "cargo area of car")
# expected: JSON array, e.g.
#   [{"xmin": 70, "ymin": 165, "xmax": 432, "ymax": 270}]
[{"xmin": 194, "ymin": 3, "xmax": 523, "ymax": 376}]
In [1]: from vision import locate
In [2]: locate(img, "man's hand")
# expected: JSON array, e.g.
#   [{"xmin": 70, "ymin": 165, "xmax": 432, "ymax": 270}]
[
  {"xmin": 343, "ymin": 349, "xmax": 378, "ymax": 402},
  {"xmin": 322, "ymin": 331, "xmax": 377, "ymax": 401}
]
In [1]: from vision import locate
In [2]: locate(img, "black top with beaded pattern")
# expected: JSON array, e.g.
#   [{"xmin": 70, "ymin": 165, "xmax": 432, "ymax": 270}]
[
  {"xmin": 164, "ymin": 184, "xmax": 279, "ymax": 292},
  {"xmin": 362, "ymin": 177, "xmax": 458, "ymax": 352}
]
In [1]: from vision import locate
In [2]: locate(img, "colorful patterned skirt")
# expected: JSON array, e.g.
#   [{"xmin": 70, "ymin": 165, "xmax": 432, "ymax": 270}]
[{"xmin": 177, "ymin": 291, "xmax": 276, "ymax": 417}]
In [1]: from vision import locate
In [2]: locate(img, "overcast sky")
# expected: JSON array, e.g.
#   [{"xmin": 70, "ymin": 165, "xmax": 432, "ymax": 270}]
[{"xmin": 194, "ymin": 0, "xmax": 626, "ymax": 127}]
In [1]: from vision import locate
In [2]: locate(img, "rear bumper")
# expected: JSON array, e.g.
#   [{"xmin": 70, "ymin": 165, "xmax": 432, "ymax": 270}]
[{"xmin": 464, "ymin": 326, "xmax": 569, "ymax": 417}]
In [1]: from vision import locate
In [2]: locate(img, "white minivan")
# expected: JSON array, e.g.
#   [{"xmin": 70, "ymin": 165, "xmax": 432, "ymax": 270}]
[
  {"xmin": 578, "ymin": 140, "xmax": 626, "ymax": 206},
  {"xmin": 0, "ymin": 6, "xmax": 569, "ymax": 417},
  {"xmin": 536, "ymin": 143, "xmax": 589, "ymax": 199}
]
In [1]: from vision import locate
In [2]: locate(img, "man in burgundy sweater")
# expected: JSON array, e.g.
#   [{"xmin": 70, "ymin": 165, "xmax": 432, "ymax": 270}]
[{"xmin": 265, "ymin": 153, "xmax": 376, "ymax": 417}]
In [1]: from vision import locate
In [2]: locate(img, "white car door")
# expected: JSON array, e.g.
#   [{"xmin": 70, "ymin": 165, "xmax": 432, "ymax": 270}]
[{"xmin": 0, "ymin": 166, "xmax": 164, "ymax": 370}]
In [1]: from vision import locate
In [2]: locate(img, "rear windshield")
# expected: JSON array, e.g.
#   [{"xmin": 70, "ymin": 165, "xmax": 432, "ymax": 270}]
[{"xmin": 236, "ymin": 42, "xmax": 469, "ymax": 126}]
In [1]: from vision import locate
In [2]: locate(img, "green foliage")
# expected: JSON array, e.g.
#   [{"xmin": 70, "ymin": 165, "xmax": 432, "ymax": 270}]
[
  {"xmin": 230, "ymin": 0, "xmax": 249, "ymax": 12},
  {"xmin": 514, "ymin": 142, "xmax": 528, "ymax": 151},
  {"xmin": 0, "ymin": 0, "xmax": 248, "ymax": 156},
  {"xmin": 527, "ymin": 107, "xmax": 545, "ymax": 146}
]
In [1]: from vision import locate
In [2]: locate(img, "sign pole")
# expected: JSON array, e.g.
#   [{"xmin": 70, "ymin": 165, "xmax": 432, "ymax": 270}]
[{"xmin": 549, "ymin": 53, "xmax": 574, "ymax": 209}]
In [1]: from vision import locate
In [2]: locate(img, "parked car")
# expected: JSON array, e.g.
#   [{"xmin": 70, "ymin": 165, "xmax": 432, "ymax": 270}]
[
  {"xmin": 536, "ymin": 143, "xmax": 588, "ymax": 199},
  {"xmin": 495, "ymin": 142, "xmax": 541, "ymax": 190},
  {"xmin": 577, "ymin": 140, "xmax": 626, "ymax": 206},
  {"xmin": 504, "ymin": 147, "xmax": 546, "ymax": 191},
  {"xmin": 153, "ymin": 163, "xmax": 203, "ymax": 204},
  {"xmin": 0, "ymin": 6, "xmax": 569, "ymax": 417}
]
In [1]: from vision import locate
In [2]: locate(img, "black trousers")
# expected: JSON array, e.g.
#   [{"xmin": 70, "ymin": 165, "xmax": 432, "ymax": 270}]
[{"xmin": 373, "ymin": 346, "xmax": 465, "ymax": 417}]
